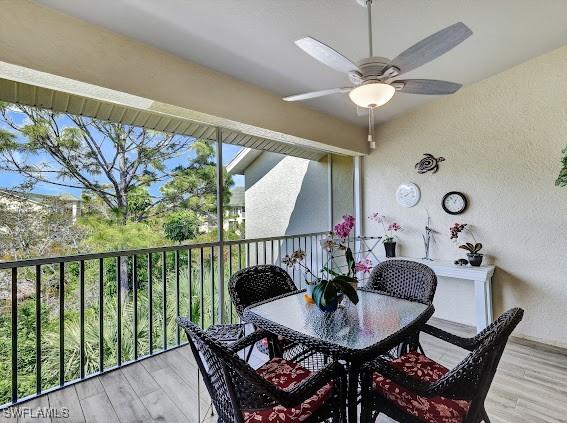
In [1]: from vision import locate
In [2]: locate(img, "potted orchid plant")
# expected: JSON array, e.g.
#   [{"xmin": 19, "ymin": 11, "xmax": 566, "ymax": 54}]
[
  {"xmin": 450, "ymin": 223, "xmax": 484, "ymax": 266},
  {"xmin": 369, "ymin": 212, "xmax": 402, "ymax": 258},
  {"xmin": 283, "ymin": 215, "xmax": 372, "ymax": 312}
]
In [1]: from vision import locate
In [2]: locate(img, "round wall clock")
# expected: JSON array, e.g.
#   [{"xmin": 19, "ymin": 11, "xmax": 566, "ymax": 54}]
[
  {"xmin": 395, "ymin": 182, "xmax": 420, "ymax": 208},
  {"xmin": 442, "ymin": 191, "xmax": 468, "ymax": 215}
]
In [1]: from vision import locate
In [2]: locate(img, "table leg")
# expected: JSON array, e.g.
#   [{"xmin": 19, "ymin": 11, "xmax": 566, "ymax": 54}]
[{"xmin": 348, "ymin": 362, "xmax": 360, "ymax": 423}]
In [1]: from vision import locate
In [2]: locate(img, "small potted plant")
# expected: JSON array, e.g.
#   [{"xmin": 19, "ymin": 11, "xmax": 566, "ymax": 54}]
[
  {"xmin": 284, "ymin": 215, "xmax": 370, "ymax": 312},
  {"xmin": 311, "ymin": 274, "xmax": 359, "ymax": 312},
  {"xmin": 450, "ymin": 223, "xmax": 484, "ymax": 266},
  {"xmin": 369, "ymin": 212, "xmax": 402, "ymax": 258}
]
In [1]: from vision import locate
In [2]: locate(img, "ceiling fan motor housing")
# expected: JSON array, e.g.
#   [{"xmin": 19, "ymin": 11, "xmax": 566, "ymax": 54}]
[{"xmin": 350, "ymin": 57, "xmax": 399, "ymax": 85}]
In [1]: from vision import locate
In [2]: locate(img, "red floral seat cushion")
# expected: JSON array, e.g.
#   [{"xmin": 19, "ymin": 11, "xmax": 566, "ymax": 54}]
[
  {"xmin": 373, "ymin": 352, "xmax": 470, "ymax": 423},
  {"xmin": 242, "ymin": 358, "xmax": 333, "ymax": 422}
]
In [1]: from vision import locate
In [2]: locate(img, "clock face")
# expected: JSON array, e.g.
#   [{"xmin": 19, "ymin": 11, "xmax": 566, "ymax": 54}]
[
  {"xmin": 396, "ymin": 183, "xmax": 420, "ymax": 208},
  {"xmin": 442, "ymin": 192, "xmax": 468, "ymax": 215}
]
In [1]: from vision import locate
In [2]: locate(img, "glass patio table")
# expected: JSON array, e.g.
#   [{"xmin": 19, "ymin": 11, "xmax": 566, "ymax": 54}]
[{"xmin": 243, "ymin": 288, "xmax": 434, "ymax": 423}]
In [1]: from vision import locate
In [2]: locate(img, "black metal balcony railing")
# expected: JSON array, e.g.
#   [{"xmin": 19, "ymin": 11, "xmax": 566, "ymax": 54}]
[{"xmin": 0, "ymin": 232, "xmax": 336, "ymax": 410}]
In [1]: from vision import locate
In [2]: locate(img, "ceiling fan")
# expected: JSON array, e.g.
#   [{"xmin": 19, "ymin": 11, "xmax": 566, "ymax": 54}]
[{"xmin": 283, "ymin": 0, "xmax": 473, "ymax": 148}]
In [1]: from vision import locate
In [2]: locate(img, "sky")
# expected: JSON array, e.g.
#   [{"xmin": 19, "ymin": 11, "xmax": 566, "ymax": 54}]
[{"xmin": 0, "ymin": 107, "xmax": 244, "ymax": 198}]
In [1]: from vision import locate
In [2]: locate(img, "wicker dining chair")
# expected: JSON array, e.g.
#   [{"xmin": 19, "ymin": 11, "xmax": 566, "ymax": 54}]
[
  {"xmin": 366, "ymin": 259, "xmax": 437, "ymax": 355},
  {"xmin": 360, "ymin": 308, "xmax": 524, "ymax": 423},
  {"xmin": 177, "ymin": 317, "xmax": 346, "ymax": 423},
  {"xmin": 205, "ymin": 265, "xmax": 297, "ymax": 351},
  {"xmin": 229, "ymin": 265, "xmax": 298, "ymax": 317},
  {"xmin": 366, "ymin": 260, "xmax": 437, "ymax": 305},
  {"xmin": 229, "ymin": 264, "xmax": 324, "ymax": 363}
]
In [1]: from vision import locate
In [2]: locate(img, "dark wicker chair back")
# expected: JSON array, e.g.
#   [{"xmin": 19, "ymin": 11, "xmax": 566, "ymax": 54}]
[
  {"xmin": 366, "ymin": 259, "xmax": 437, "ymax": 305},
  {"xmin": 229, "ymin": 264, "xmax": 297, "ymax": 317},
  {"xmin": 422, "ymin": 308, "xmax": 524, "ymax": 422},
  {"xmin": 438, "ymin": 308, "xmax": 524, "ymax": 414},
  {"xmin": 177, "ymin": 318, "xmax": 278, "ymax": 423}
]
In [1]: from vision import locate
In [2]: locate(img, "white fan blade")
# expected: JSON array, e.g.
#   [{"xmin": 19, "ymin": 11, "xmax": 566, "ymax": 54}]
[
  {"xmin": 394, "ymin": 79, "xmax": 462, "ymax": 95},
  {"xmin": 283, "ymin": 87, "xmax": 351, "ymax": 102},
  {"xmin": 387, "ymin": 22, "xmax": 472, "ymax": 76},
  {"xmin": 295, "ymin": 37, "xmax": 360, "ymax": 74}
]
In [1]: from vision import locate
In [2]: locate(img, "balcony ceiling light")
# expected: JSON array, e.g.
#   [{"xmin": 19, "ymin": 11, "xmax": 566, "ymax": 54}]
[{"xmin": 348, "ymin": 82, "xmax": 395, "ymax": 108}]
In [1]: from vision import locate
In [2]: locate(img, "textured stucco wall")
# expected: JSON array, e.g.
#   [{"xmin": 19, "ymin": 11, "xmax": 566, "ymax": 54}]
[
  {"xmin": 363, "ymin": 45, "xmax": 567, "ymax": 347},
  {"xmin": 332, "ymin": 155, "xmax": 355, "ymax": 224},
  {"xmin": 244, "ymin": 153, "xmax": 353, "ymax": 239},
  {"xmin": 245, "ymin": 154, "xmax": 325, "ymax": 238}
]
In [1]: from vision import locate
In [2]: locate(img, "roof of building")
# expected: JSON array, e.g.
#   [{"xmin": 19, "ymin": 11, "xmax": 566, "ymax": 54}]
[
  {"xmin": 228, "ymin": 186, "xmax": 244, "ymax": 208},
  {"xmin": 0, "ymin": 189, "xmax": 81, "ymax": 203},
  {"xmin": 226, "ymin": 147, "xmax": 263, "ymax": 175}
]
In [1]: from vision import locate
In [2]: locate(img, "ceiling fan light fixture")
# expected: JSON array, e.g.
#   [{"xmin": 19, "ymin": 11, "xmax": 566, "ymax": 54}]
[{"xmin": 348, "ymin": 83, "xmax": 395, "ymax": 108}]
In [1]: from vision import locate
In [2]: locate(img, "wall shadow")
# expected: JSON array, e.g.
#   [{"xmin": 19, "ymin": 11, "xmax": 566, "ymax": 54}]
[{"xmin": 285, "ymin": 159, "xmax": 328, "ymax": 236}]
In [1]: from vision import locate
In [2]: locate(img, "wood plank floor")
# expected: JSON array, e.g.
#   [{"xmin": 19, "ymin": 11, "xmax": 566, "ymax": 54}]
[{"xmin": 2, "ymin": 318, "xmax": 566, "ymax": 422}]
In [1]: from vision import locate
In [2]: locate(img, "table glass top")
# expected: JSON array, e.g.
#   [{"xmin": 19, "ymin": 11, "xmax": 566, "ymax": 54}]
[{"xmin": 246, "ymin": 290, "xmax": 429, "ymax": 350}]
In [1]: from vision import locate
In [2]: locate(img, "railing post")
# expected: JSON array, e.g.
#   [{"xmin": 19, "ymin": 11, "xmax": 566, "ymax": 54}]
[
  {"xmin": 133, "ymin": 255, "xmax": 138, "ymax": 360},
  {"xmin": 60, "ymin": 262, "xmax": 65, "ymax": 386},
  {"xmin": 211, "ymin": 247, "xmax": 215, "ymax": 325},
  {"xmin": 162, "ymin": 251, "xmax": 167, "ymax": 351},
  {"xmin": 188, "ymin": 249, "xmax": 193, "ymax": 323},
  {"xmin": 199, "ymin": 248, "xmax": 205, "ymax": 328},
  {"xmin": 98, "ymin": 259, "xmax": 104, "ymax": 372},
  {"xmin": 11, "ymin": 268, "xmax": 18, "ymax": 403},
  {"xmin": 175, "ymin": 250, "xmax": 180, "ymax": 345},
  {"xmin": 270, "ymin": 240, "xmax": 274, "ymax": 265},
  {"xmin": 228, "ymin": 245, "xmax": 233, "ymax": 324},
  {"xmin": 246, "ymin": 243, "xmax": 250, "ymax": 267},
  {"xmin": 116, "ymin": 257, "xmax": 122, "ymax": 366},
  {"xmin": 35, "ymin": 265, "xmax": 41, "ymax": 394},
  {"xmin": 80, "ymin": 260, "xmax": 85, "ymax": 378},
  {"xmin": 328, "ymin": 153, "xmax": 334, "ymax": 230},
  {"xmin": 148, "ymin": 253, "xmax": 153, "ymax": 355},
  {"xmin": 216, "ymin": 127, "xmax": 225, "ymax": 323},
  {"xmin": 310, "ymin": 236, "xmax": 314, "ymax": 280},
  {"xmin": 353, "ymin": 155, "xmax": 363, "ymax": 260}
]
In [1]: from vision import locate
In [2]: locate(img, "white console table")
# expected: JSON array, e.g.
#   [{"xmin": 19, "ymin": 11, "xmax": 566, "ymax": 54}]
[{"xmin": 383, "ymin": 257, "xmax": 495, "ymax": 333}]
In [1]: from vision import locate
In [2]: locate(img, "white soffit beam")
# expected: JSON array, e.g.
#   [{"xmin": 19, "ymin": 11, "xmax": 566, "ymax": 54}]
[{"xmin": 0, "ymin": 62, "xmax": 358, "ymax": 160}]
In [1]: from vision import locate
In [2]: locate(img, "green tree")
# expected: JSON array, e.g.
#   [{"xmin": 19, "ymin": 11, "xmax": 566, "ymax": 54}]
[
  {"xmin": 163, "ymin": 210, "xmax": 200, "ymax": 243},
  {"xmin": 0, "ymin": 103, "xmax": 232, "ymax": 224},
  {"xmin": 159, "ymin": 140, "xmax": 232, "ymax": 217}
]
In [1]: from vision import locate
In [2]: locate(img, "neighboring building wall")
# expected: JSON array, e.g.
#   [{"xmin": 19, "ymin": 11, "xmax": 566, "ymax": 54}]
[
  {"xmin": 331, "ymin": 155, "xmax": 354, "ymax": 225},
  {"xmin": 224, "ymin": 186, "xmax": 245, "ymax": 236},
  {"xmin": 243, "ymin": 153, "xmax": 353, "ymax": 239},
  {"xmin": 363, "ymin": 44, "xmax": 567, "ymax": 348},
  {"xmin": 0, "ymin": 195, "xmax": 42, "ymax": 213},
  {"xmin": 0, "ymin": 191, "xmax": 81, "ymax": 222}
]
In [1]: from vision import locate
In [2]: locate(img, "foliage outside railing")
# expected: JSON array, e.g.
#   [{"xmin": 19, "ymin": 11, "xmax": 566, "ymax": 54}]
[{"xmin": 0, "ymin": 232, "xmax": 329, "ymax": 408}]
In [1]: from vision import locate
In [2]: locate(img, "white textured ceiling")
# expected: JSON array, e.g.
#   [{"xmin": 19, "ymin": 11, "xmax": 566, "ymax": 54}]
[{"xmin": 36, "ymin": 0, "xmax": 567, "ymax": 126}]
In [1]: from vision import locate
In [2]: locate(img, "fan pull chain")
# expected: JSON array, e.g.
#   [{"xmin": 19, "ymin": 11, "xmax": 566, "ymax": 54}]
[{"xmin": 368, "ymin": 106, "xmax": 376, "ymax": 149}]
